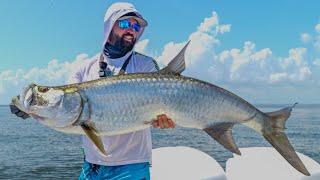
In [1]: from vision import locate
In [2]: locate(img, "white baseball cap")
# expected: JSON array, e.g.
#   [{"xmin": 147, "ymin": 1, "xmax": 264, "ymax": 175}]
[{"xmin": 117, "ymin": 12, "xmax": 148, "ymax": 27}]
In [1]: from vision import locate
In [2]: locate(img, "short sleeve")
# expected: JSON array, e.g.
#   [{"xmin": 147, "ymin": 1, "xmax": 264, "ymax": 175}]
[
  {"xmin": 133, "ymin": 52, "xmax": 159, "ymax": 73},
  {"xmin": 66, "ymin": 60, "xmax": 91, "ymax": 84},
  {"xmin": 67, "ymin": 68, "xmax": 83, "ymax": 84},
  {"xmin": 143, "ymin": 58, "xmax": 159, "ymax": 73}
]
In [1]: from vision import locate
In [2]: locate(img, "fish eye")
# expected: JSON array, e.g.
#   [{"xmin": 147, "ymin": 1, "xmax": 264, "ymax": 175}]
[{"xmin": 38, "ymin": 86, "xmax": 50, "ymax": 93}]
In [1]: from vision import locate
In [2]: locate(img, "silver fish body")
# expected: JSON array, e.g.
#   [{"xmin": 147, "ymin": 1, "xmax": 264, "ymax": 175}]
[
  {"xmin": 11, "ymin": 41, "xmax": 310, "ymax": 176},
  {"xmin": 74, "ymin": 73, "xmax": 260, "ymax": 136}
]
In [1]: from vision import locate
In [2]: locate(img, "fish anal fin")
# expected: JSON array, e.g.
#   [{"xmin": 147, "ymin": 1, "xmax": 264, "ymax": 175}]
[
  {"xmin": 159, "ymin": 41, "xmax": 190, "ymax": 75},
  {"xmin": 81, "ymin": 122, "xmax": 107, "ymax": 156},
  {"xmin": 263, "ymin": 131, "xmax": 310, "ymax": 176},
  {"xmin": 204, "ymin": 123, "xmax": 241, "ymax": 155}
]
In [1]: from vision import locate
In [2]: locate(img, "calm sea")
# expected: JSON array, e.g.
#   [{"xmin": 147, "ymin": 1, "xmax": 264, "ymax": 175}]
[{"xmin": 0, "ymin": 104, "xmax": 319, "ymax": 179}]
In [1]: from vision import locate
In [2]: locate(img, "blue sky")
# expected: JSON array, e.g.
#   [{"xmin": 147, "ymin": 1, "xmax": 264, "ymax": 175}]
[{"xmin": 1, "ymin": 0, "xmax": 320, "ymax": 104}]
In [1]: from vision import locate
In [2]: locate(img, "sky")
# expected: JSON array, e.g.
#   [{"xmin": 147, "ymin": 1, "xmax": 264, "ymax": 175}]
[{"xmin": 1, "ymin": 0, "xmax": 320, "ymax": 105}]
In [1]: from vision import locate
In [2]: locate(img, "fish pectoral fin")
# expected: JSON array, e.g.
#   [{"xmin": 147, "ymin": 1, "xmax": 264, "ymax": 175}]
[
  {"xmin": 81, "ymin": 122, "xmax": 107, "ymax": 156},
  {"xmin": 204, "ymin": 123, "xmax": 241, "ymax": 155},
  {"xmin": 159, "ymin": 41, "xmax": 190, "ymax": 75}
]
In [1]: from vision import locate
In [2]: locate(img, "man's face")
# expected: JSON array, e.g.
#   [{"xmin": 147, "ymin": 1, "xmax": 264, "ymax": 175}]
[{"xmin": 108, "ymin": 17, "xmax": 142, "ymax": 51}]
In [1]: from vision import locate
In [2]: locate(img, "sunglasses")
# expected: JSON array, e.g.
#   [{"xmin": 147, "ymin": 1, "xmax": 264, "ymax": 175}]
[{"xmin": 118, "ymin": 19, "xmax": 141, "ymax": 32}]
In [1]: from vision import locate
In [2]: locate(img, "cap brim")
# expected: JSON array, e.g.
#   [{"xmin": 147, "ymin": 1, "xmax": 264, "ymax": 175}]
[{"xmin": 118, "ymin": 15, "xmax": 148, "ymax": 27}]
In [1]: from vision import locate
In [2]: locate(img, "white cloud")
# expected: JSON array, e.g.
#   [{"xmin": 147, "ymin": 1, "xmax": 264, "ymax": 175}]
[
  {"xmin": 314, "ymin": 36, "xmax": 320, "ymax": 51},
  {"xmin": 0, "ymin": 54, "xmax": 91, "ymax": 104},
  {"xmin": 300, "ymin": 33, "xmax": 312, "ymax": 43},
  {"xmin": 269, "ymin": 73, "xmax": 288, "ymax": 83},
  {"xmin": 280, "ymin": 48, "xmax": 307, "ymax": 68},
  {"xmin": 314, "ymin": 58, "xmax": 320, "ymax": 66},
  {"xmin": 153, "ymin": 12, "xmax": 316, "ymax": 88},
  {"xmin": 216, "ymin": 24, "xmax": 231, "ymax": 34},
  {"xmin": 315, "ymin": 24, "xmax": 320, "ymax": 33},
  {"xmin": 135, "ymin": 39, "xmax": 150, "ymax": 54},
  {"xmin": 1, "ymin": 12, "xmax": 320, "ymax": 104},
  {"xmin": 212, "ymin": 42, "xmax": 273, "ymax": 83},
  {"xmin": 156, "ymin": 11, "xmax": 231, "ymax": 80},
  {"xmin": 156, "ymin": 42, "xmax": 186, "ymax": 66},
  {"xmin": 298, "ymin": 24, "xmax": 320, "ymax": 51},
  {"xmin": 198, "ymin": 41, "xmax": 314, "ymax": 85},
  {"xmin": 275, "ymin": 48, "xmax": 312, "ymax": 82},
  {"xmin": 198, "ymin": 12, "xmax": 219, "ymax": 33},
  {"xmin": 313, "ymin": 24, "xmax": 320, "ymax": 51}
]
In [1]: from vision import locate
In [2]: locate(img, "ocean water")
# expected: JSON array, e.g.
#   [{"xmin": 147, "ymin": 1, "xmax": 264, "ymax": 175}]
[{"xmin": 0, "ymin": 104, "xmax": 319, "ymax": 179}]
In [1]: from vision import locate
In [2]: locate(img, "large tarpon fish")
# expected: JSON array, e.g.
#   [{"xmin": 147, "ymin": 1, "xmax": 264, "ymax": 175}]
[{"xmin": 12, "ymin": 41, "xmax": 310, "ymax": 175}]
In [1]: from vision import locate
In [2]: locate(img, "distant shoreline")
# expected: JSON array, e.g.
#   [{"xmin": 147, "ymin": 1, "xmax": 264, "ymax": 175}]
[{"xmin": 254, "ymin": 104, "xmax": 320, "ymax": 108}]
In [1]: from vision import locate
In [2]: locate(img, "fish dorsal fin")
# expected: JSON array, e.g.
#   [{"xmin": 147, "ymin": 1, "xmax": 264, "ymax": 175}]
[
  {"xmin": 159, "ymin": 40, "xmax": 190, "ymax": 75},
  {"xmin": 204, "ymin": 122, "xmax": 241, "ymax": 155},
  {"xmin": 81, "ymin": 122, "xmax": 108, "ymax": 156}
]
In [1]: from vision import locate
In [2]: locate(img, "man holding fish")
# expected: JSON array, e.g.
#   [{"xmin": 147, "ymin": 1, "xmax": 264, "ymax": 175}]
[
  {"xmin": 10, "ymin": 1, "xmax": 311, "ymax": 179},
  {"xmin": 10, "ymin": 2, "xmax": 174, "ymax": 179}
]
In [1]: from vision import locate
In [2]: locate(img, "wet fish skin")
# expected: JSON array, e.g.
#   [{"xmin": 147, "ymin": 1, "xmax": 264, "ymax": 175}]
[
  {"xmin": 12, "ymin": 41, "xmax": 310, "ymax": 176},
  {"xmin": 67, "ymin": 73, "xmax": 257, "ymax": 135},
  {"xmin": 14, "ymin": 72, "xmax": 310, "ymax": 176}
]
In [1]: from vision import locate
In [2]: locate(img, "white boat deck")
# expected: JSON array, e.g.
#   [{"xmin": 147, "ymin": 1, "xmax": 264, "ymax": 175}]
[{"xmin": 151, "ymin": 146, "xmax": 320, "ymax": 180}]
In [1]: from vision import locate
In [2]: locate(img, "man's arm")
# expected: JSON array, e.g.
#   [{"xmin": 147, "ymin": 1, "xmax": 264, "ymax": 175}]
[{"xmin": 67, "ymin": 64, "xmax": 85, "ymax": 84}]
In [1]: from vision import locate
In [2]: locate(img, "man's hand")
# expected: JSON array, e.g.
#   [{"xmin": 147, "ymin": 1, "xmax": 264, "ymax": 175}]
[
  {"xmin": 152, "ymin": 114, "xmax": 175, "ymax": 129},
  {"xmin": 9, "ymin": 103, "xmax": 30, "ymax": 119}
]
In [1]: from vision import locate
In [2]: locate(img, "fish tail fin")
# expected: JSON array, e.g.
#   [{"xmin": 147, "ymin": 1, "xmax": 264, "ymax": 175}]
[{"xmin": 262, "ymin": 103, "xmax": 310, "ymax": 176}]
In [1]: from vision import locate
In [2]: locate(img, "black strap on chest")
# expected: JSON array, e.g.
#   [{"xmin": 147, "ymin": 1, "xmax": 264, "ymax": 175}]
[{"xmin": 99, "ymin": 53, "xmax": 133, "ymax": 77}]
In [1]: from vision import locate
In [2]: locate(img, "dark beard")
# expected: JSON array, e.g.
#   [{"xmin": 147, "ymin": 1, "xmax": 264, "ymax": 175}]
[
  {"xmin": 104, "ymin": 32, "xmax": 137, "ymax": 58},
  {"xmin": 111, "ymin": 31, "xmax": 136, "ymax": 52},
  {"xmin": 118, "ymin": 33, "xmax": 136, "ymax": 51}
]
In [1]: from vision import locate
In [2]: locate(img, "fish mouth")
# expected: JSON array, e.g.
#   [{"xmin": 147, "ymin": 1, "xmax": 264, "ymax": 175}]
[
  {"xmin": 14, "ymin": 83, "xmax": 37, "ymax": 112},
  {"xmin": 11, "ymin": 96, "xmax": 23, "ymax": 110}
]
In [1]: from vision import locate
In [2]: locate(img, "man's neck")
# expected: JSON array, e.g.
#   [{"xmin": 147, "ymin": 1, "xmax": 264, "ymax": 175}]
[{"xmin": 104, "ymin": 42, "xmax": 133, "ymax": 59}]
